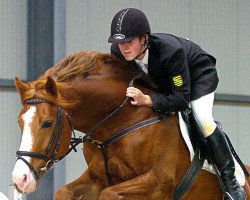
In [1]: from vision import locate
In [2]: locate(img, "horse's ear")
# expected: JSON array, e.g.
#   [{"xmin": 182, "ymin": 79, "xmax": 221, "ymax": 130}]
[
  {"xmin": 45, "ymin": 76, "xmax": 58, "ymax": 97},
  {"xmin": 15, "ymin": 77, "xmax": 29, "ymax": 96}
]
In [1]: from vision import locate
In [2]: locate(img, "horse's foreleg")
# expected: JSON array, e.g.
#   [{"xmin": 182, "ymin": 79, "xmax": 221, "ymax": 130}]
[
  {"xmin": 98, "ymin": 171, "xmax": 171, "ymax": 200},
  {"xmin": 55, "ymin": 170, "xmax": 103, "ymax": 200}
]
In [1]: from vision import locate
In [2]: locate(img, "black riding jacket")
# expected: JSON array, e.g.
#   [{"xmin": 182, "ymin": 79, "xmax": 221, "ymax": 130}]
[{"xmin": 111, "ymin": 33, "xmax": 219, "ymax": 112}]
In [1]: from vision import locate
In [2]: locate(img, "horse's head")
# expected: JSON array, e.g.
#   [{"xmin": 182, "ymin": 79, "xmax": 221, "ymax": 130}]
[{"xmin": 12, "ymin": 77, "xmax": 72, "ymax": 193}]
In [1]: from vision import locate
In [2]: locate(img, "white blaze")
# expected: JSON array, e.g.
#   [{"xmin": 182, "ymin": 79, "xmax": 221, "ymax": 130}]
[
  {"xmin": 19, "ymin": 106, "xmax": 36, "ymax": 153},
  {"xmin": 12, "ymin": 106, "xmax": 37, "ymax": 193}
]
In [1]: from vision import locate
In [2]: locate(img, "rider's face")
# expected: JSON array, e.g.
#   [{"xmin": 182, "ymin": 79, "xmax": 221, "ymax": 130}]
[{"xmin": 118, "ymin": 37, "xmax": 145, "ymax": 61}]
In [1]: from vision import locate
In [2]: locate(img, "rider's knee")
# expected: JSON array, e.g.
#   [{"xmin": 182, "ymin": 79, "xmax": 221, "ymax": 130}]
[{"xmin": 194, "ymin": 115, "xmax": 216, "ymax": 137}]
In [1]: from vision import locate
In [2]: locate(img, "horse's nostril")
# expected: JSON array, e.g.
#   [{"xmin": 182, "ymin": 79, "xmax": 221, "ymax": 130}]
[
  {"xmin": 21, "ymin": 173, "xmax": 30, "ymax": 189},
  {"xmin": 23, "ymin": 174, "xmax": 27, "ymax": 182}
]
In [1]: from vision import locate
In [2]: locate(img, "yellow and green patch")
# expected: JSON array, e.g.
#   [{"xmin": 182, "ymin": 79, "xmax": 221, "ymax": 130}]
[{"xmin": 173, "ymin": 75, "xmax": 183, "ymax": 87}]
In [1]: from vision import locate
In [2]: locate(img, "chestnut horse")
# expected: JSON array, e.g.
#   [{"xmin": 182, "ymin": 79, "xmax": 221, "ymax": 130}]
[{"xmin": 12, "ymin": 51, "xmax": 250, "ymax": 199}]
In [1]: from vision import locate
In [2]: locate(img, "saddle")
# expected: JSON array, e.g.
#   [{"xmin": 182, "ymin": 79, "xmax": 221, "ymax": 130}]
[{"xmin": 173, "ymin": 108, "xmax": 249, "ymax": 200}]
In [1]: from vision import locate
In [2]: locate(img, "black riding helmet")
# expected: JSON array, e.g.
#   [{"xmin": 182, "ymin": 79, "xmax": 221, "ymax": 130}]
[{"xmin": 108, "ymin": 8, "xmax": 151, "ymax": 43}]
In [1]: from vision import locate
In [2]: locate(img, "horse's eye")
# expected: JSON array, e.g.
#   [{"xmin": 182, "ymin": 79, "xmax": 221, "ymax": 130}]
[{"xmin": 42, "ymin": 121, "xmax": 53, "ymax": 128}]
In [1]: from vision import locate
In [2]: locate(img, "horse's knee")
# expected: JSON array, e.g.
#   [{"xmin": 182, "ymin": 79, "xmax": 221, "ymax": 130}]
[
  {"xmin": 99, "ymin": 188, "xmax": 124, "ymax": 200},
  {"xmin": 55, "ymin": 187, "xmax": 74, "ymax": 200}
]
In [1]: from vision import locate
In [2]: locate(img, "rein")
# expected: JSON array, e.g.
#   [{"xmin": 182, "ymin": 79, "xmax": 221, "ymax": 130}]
[
  {"xmin": 15, "ymin": 74, "xmax": 172, "ymax": 184},
  {"xmin": 80, "ymin": 74, "xmax": 143, "ymax": 140}
]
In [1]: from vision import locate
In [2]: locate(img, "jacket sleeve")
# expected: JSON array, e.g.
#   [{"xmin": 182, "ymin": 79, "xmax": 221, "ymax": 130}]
[{"xmin": 149, "ymin": 48, "xmax": 190, "ymax": 112}]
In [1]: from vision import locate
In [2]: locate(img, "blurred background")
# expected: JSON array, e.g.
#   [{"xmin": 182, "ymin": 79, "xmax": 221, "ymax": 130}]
[{"xmin": 0, "ymin": 0, "xmax": 249, "ymax": 199}]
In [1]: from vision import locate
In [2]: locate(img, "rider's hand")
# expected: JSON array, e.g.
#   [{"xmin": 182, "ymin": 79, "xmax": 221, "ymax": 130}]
[{"xmin": 126, "ymin": 87, "xmax": 153, "ymax": 107}]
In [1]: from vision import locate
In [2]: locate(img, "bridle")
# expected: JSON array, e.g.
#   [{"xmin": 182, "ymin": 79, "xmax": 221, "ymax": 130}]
[
  {"xmin": 15, "ymin": 74, "xmax": 172, "ymax": 183},
  {"xmin": 16, "ymin": 98, "xmax": 71, "ymax": 180}
]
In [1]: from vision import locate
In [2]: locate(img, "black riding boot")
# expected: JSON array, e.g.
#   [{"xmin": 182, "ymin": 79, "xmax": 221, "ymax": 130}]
[{"xmin": 206, "ymin": 127, "xmax": 246, "ymax": 200}]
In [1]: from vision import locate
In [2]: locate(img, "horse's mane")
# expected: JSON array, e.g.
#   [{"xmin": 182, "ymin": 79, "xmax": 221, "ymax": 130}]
[
  {"xmin": 21, "ymin": 51, "xmax": 138, "ymax": 107},
  {"xmin": 44, "ymin": 51, "xmax": 136, "ymax": 82}
]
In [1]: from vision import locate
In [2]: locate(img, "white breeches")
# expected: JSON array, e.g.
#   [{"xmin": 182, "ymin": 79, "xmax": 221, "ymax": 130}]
[{"xmin": 190, "ymin": 92, "xmax": 217, "ymax": 137}]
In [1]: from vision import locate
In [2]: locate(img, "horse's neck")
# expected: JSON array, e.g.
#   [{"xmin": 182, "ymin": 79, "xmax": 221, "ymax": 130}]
[{"xmin": 58, "ymin": 76, "xmax": 157, "ymax": 138}]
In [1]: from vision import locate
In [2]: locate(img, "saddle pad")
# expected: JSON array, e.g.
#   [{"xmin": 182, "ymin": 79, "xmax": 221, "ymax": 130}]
[{"xmin": 178, "ymin": 112, "xmax": 246, "ymax": 186}]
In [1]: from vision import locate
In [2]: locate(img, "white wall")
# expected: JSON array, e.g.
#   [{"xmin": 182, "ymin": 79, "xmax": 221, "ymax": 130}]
[
  {"xmin": 0, "ymin": 0, "xmax": 27, "ymax": 80},
  {"xmin": 0, "ymin": 0, "xmax": 27, "ymax": 198}
]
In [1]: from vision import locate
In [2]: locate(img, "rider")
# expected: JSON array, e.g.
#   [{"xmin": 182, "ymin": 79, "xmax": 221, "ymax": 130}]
[{"xmin": 108, "ymin": 8, "xmax": 246, "ymax": 200}]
